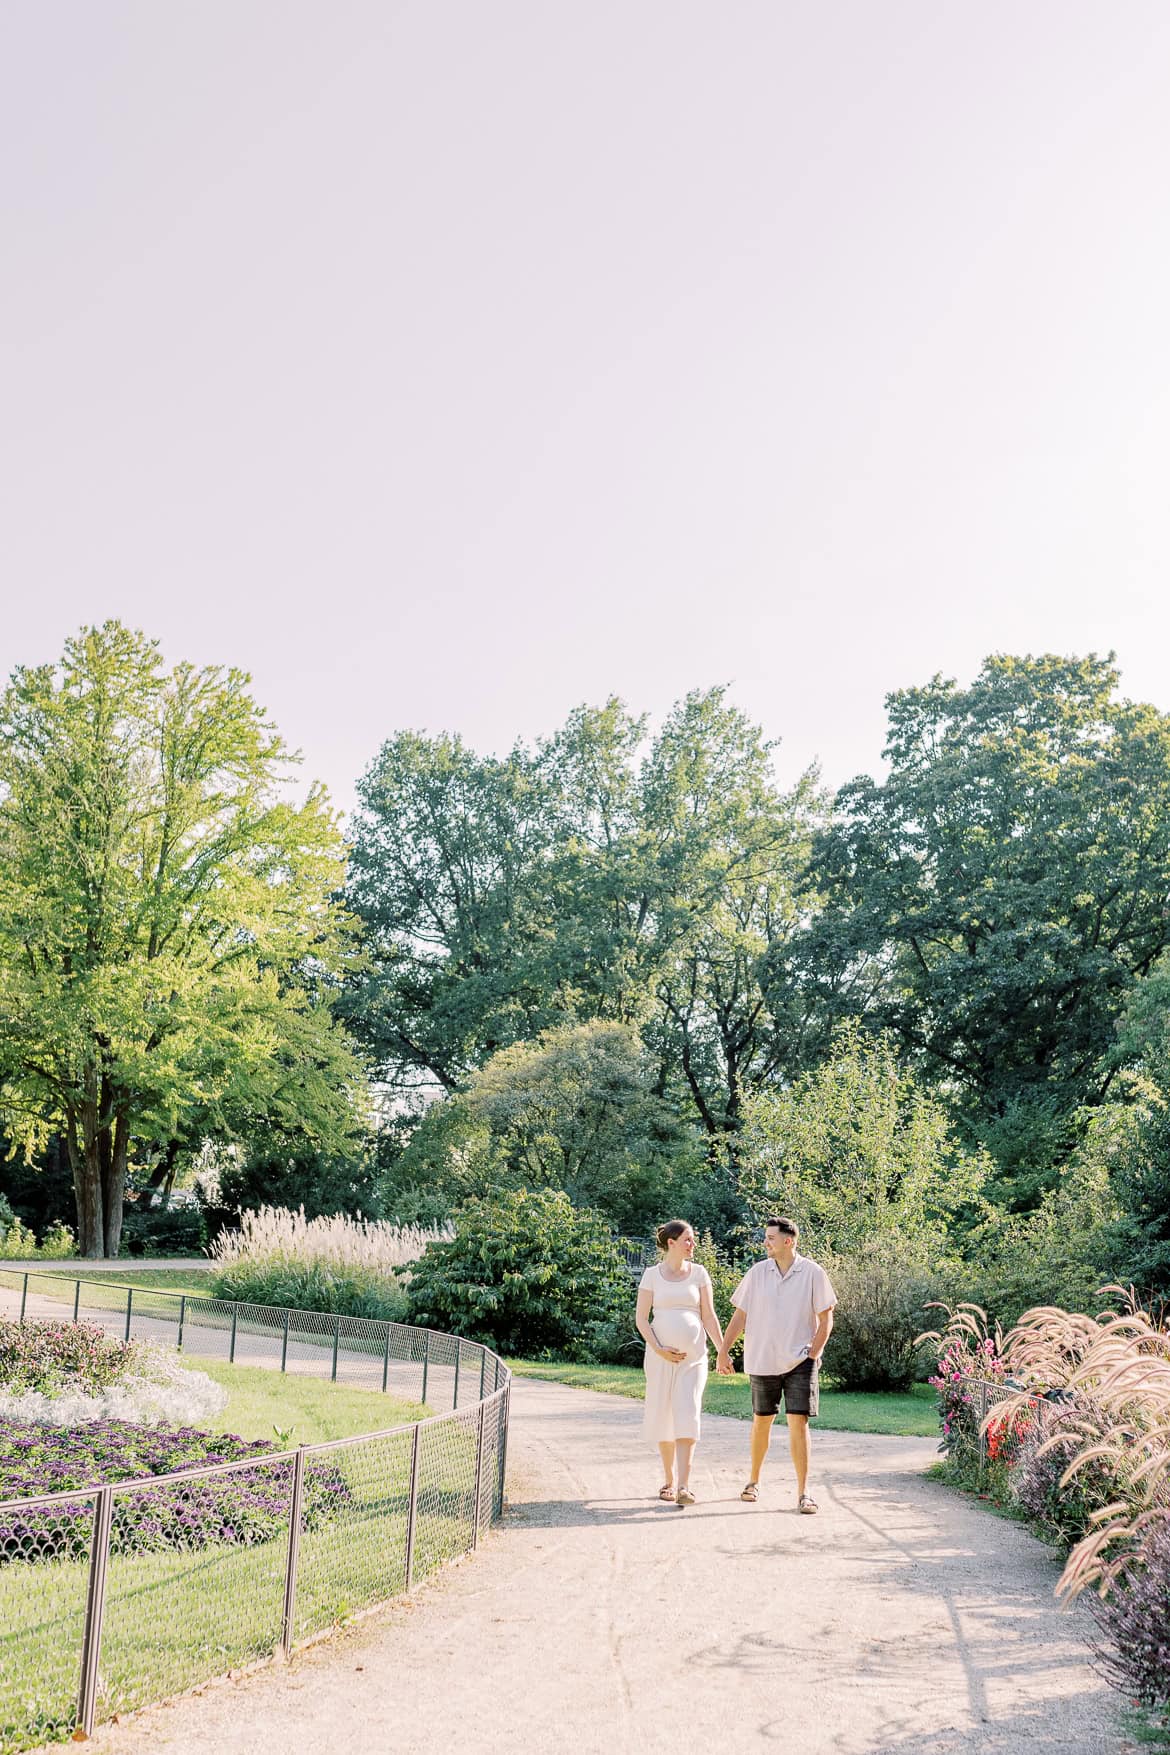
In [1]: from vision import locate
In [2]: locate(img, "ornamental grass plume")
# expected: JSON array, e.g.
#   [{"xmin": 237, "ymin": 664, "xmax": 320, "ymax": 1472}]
[
  {"xmin": 209, "ymin": 1206, "xmax": 454, "ymax": 1319},
  {"xmin": 211, "ymin": 1206, "xmax": 451, "ymax": 1275},
  {"xmin": 979, "ymin": 1289, "xmax": 1170, "ymax": 1605}
]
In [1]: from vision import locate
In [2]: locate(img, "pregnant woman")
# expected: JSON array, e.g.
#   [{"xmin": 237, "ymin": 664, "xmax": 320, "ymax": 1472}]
[{"xmin": 635, "ymin": 1220, "xmax": 725, "ymax": 1507}]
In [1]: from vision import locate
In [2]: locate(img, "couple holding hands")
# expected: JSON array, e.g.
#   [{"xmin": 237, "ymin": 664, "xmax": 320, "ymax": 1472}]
[{"xmin": 634, "ymin": 1216, "xmax": 837, "ymax": 1512}]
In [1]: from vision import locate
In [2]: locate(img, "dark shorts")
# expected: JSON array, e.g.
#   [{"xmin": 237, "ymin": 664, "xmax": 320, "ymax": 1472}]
[{"xmin": 750, "ymin": 1358, "xmax": 819, "ymax": 1419}]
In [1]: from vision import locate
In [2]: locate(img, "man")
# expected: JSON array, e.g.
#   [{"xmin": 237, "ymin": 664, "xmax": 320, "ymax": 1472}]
[{"xmin": 716, "ymin": 1216, "xmax": 836, "ymax": 1514}]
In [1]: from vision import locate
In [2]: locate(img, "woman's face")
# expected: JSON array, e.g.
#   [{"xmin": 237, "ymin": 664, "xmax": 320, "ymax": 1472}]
[{"xmin": 669, "ymin": 1227, "xmax": 695, "ymax": 1258}]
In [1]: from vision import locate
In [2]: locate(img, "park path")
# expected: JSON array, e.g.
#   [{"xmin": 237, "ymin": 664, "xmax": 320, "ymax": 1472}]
[{"xmin": 60, "ymin": 1378, "xmax": 1129, "ymax": 1755}]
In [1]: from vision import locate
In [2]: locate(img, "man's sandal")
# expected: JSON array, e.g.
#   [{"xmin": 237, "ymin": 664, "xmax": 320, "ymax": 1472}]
[
  {"xmin": 676, "ymin": 1488, "xmax": 696, "ymax": 1507},
  {"xmin": 798, "ymin": 1493, "xmax": 819, "ymax": 1515},
  {"xmin": 740, "ymin": 1482, "xmax": 759, "ymax": 1502},
  {"xmin": 657, "ymin": 1483, "xmax": 676, "ymax": 1500}
]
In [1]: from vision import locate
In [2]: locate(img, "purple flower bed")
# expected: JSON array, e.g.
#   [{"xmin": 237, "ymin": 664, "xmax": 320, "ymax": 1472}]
[
  {"xmin": 0, "ymin": 1318, "xmax": 136, "ymax": 1394},
  {"xmin": 0, "ymin": 1419, "xmax": 350, "ymax": 1564}
]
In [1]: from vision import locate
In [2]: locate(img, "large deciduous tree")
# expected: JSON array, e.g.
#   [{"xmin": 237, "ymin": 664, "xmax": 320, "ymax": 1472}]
[
  {"xmin": 801, "ymin": 655, "xmax": 1170, "ymax": 1198},
  {"xmin": 345, "ymin": 689, "xmax": 821, "ymax": 1160},
  {"xmin": 0, "ymin": 623, "xmax": 360, "ymax": 1256}
]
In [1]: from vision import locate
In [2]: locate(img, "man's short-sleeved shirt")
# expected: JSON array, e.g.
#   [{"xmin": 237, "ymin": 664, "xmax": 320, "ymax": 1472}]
[{"xmin": 731, "ymin": 1254, "xmax": 837, "ymax": 1377}]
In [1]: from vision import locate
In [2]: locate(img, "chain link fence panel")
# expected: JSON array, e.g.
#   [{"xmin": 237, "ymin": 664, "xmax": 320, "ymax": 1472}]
[{"xmin": 0, "ymin": 1269, "xmax": 510, "ymax": 1754}]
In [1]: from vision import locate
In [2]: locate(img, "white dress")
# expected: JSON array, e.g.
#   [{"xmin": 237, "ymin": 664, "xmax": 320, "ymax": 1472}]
[{"xmin": 639, "ymin": 1262, "xmax": 711, "ymax": 1445}]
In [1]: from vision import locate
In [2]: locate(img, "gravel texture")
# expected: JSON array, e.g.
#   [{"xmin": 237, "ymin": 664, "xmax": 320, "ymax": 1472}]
[{"xmin": 69, "ymin": 1376, "xmax": 1133, "ymax": 1755}]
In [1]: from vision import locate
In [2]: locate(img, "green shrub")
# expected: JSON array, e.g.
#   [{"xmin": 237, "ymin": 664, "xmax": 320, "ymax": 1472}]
[
  {"xmin": 208, "ymin": 1258, "xmax": 409, "ymax": 1322},
  {"xmin": 406, "ymin": 1188, "xmax": 630, "ymax": 1357},
  {"xmin": 821, "ymin": 1241, "xmax": 943, "ymax": 1391},
  {"xmin": 0, "ymin": 1210, "xmax": 39, "ymax": 1259},
  {"xmin": 38, "ymin": 1220, "xmax": 75, "ymax": 1259},
  {"xmin": 120, "ymin": 1206, "xmax": 205, "ymax": 1258}
]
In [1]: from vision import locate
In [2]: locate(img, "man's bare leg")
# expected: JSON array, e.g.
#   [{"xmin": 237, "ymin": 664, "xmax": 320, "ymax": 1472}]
[
  {"xmin": 786, "ymin": 1413, "xmax": 810, "ymax": 1498},
  {"xmin": 747, "ymin": 1413, "xmax": 774, "ymax": 1486}
]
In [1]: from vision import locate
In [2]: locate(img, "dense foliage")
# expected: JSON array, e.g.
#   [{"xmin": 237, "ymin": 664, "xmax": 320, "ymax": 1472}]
[
  {"xmin": 5, "ymin": 632, "xmax": 1170, "ymax": 1318},
  {"xmin": 818, "ymin": 1242, "xmax": 942, "ymax": 1391},
  {"xmin": 405, "ymin": 1189, "xmax": 631, "ymax": 1357},
  {"xmin": 0, "ymin": 622, "xmax": 362, "ymax": 1257}
]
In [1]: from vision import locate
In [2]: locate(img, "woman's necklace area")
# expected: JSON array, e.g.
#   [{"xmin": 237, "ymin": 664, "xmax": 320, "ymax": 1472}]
[{"xmin": 659, "ymin": 1260, "xmax": 693, "ymax": 1282}]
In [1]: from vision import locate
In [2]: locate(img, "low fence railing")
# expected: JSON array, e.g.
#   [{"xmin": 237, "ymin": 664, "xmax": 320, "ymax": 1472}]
[{"xmin": 0, "ymin": 1267, "xmax": 510, "ymax": 1754}]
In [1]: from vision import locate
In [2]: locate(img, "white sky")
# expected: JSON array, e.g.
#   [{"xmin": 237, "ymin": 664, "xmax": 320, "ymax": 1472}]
[{"xmin": 3, "ymin": 2, "xmax": 1169, "ymax": 819}]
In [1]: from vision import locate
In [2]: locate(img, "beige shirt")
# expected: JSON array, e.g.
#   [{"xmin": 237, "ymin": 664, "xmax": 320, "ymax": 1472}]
[{"xmin": 731, "ymin": 1254, "xmax": 837, "ymax": 1377}]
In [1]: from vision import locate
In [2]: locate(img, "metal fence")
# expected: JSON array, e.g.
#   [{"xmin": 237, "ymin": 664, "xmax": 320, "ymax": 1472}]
[
  {"xmin": 0, "ymin": 1267, "xmax": 510, "ymax": 1755},
  {"xmin": 953, "ymin": 1374, "xmax": 1057, "ymax": 1487}
]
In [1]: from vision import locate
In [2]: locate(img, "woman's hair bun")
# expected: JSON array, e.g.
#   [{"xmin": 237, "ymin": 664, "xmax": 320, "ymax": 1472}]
[{"xmin": 656, "ymin": 1218, "xmax": 690, "ymax": 1250}]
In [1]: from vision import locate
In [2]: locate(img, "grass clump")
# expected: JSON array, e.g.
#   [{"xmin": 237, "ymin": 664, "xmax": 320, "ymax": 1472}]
[{"xmin": 208, "ymin": 1206, "xmax": 449, "ymax": 1320}]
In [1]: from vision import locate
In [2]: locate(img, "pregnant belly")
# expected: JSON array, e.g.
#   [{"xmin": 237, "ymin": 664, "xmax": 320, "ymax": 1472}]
[{"xmin": 653, "ymin": 1309, "xmax": 706, "ymax": 1362}]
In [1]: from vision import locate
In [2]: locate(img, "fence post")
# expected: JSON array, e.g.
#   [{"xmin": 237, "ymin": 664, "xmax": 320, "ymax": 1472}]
[
  {"xmin": 229, "ymin": 1304, "xmax": 238, "ymax": 1364},
  {"xmin": 281, "ymin": 1308, "xmax": 290, "ymax": 1373},
  {"xmin": 496, "ymin": 1382, "xmax": 510, "ymax": 1517},
  {"xmin": 453, "ymin": 1344, "xmax": 461, "ymax": 1411},
  {"xmin": 331, "ymin": 1316, "xmax": 341, "ymax": 1382},
  {"xmin": 124, "ymin": 1287, "xmax": 134, "ymax": 1343},
  {"xmin": 280, "ymin": 1447, "xmax": 307, "ymax": 1660},
  {"xmin": 382, "ymin": 1326, "xmax": 391, "ymax": 1394},
  {"xmin": 977, "ymin": 1380, "xmax": 988, "ymax": 1486},
  {"xmin": 479, "ymin": 1346, "xmax": 486, "ymax": 1400},
  {"xmin": 404, "ymin": 1424, "xmax": 421, "ymax": 1590},
  {"xmin": 76, "ymin": 1486, "xmax": 114, "ymax": 1736},
  {"xmin": 421, "ymin": 1331, "xmax": 430, "ymax": 1405},
  {"xmin": 19, "ymin": 1271, "xmax": 28, "ymax": 1322},
  {"xmin": 73, "ymin": 1279, "xmax": 81, "ymax": 1325},
  {"xmin": 472, "ymin": 1401, "xmax": 486, "ymax": 1549},
  {"xmin": 177, "ymin": 1294, "xmax": 187, "ymax": 1350}
]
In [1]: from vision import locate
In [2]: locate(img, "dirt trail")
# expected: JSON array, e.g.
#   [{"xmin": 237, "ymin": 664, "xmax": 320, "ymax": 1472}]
[{"xmin": 71, "ymin": 1378, "xmax": 1128, "ymax": 1755}]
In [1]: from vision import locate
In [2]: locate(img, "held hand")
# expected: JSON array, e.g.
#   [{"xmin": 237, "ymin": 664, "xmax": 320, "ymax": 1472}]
[{"xmin": 715, "ymin": 1351, "xmax": 735, "ymax": 1376}]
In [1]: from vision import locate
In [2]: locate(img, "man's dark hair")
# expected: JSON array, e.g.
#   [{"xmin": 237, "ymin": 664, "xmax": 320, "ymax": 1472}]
[{"xmin": 764, "ymin": 1216, "xmax": 799, "ymax": 1239}]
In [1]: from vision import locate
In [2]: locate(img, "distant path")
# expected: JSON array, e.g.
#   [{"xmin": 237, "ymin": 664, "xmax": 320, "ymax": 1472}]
[{"xmin": 61, "ymin": 1378, "xmax": 1128, "ymax": 1755}]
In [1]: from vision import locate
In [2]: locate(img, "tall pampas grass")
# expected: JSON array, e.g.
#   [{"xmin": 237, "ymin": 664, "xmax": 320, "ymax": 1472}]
[
  {"xmin": 211, "ymin": 1206, "xmax": 451, "ymax": 1275},
  {"xmin": 209, "ymin": 1206, "xmax": 453, "ymax": 1321}
]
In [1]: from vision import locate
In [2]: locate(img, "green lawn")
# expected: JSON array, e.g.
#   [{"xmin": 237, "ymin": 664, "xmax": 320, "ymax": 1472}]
[
  {"xmin": 0, "ymin": 1354, "xmax": 475, "ymax": 1755},
  {"xmin": 20, "ymin": 1264, "xmax": 214, "ymax": 1296},
  {"xmin": 194, "ymin": 1357, "xmax": 427, "ymax": 1443},
  {"xmin": 507, "ymin": 1359, "xmax": 939, "ymax": 1436}
]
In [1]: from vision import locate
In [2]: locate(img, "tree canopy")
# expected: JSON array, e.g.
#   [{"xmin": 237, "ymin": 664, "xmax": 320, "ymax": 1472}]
[{"xmin": 0, "ymin": 623, "xmax": 362, "ymax": 1255}]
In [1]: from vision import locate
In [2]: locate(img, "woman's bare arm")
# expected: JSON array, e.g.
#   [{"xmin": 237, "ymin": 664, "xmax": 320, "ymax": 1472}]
[{"xmin": 699, "ymin": 1279, "xmax": 724, "ymax": 1352}]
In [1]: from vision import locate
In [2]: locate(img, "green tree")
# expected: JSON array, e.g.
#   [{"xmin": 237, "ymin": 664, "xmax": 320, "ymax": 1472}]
[
  {"xmin": 394, "ymin": 1020, "xmax": 708, "ymax": 1236},
  {"xmin": 344, "ymin": 731, "xmax": 564, "ymax": 1097},
  {"xmin": 802, "ymin": 655, "xmax": 1170, "ymax": 1199},
  {"xmin": 0, "ymin": 623, "xmax": 359, "ymax": 1256},
  {"xmin": 738, "ymin": 1024, "xmax": 987, "ymax": 1258},
  {"xmin": 1087, "ymin": 953, "xmax": 1170, "ymax": 1292},
  {"xmin": 346, "ymin": 689, "xmax": 821, "ymax": 1161}
]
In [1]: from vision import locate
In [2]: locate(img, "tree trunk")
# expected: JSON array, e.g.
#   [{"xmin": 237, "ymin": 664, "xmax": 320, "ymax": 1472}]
[
  {"xmin": 65, "ymin": 1107, "xmax": 104, "ymax": 1258},
  {"xmin": 102, "ymin": 1108, "xmax": 130, "ymax": 1258}
]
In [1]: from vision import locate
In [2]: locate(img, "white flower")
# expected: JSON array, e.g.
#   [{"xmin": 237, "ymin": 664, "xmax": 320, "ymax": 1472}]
[{"xmin": 0, "ymin": 1345, "xmax": 228, "ymax": 1427}]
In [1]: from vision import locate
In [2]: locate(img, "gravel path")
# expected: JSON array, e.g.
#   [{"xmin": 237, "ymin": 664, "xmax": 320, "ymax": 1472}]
[{"xmin": 72, "ymin": 1377, "xmax": 1129, "ymax": 1755}]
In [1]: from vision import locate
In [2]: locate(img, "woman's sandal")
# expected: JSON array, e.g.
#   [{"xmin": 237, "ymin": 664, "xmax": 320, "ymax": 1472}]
[
  {"xmin": 798, "ymin": 1493, "xmax": 819, "ymax": 1515},
  {"xmin": 657, "ymin": 1483, "xmax": 676, "ymax": 1500},
  {"xmin": 675, "ymin": 1488, "xmax": 696, "ymax": 1507},
  {"xmin": 740, "ymin": 1482, "xmax": 759, "ymax": 1502}
]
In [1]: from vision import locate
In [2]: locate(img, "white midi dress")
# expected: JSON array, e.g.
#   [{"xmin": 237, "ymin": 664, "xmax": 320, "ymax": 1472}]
[{"xmin": 640, "ymin": 1262, "xmax": 711, "ymax": 1445}]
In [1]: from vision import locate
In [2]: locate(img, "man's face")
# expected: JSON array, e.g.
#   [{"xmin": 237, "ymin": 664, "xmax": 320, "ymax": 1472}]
[{"xmin": 764, "ymin": 1226, "xmax": 796, "ymax": 1262}]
